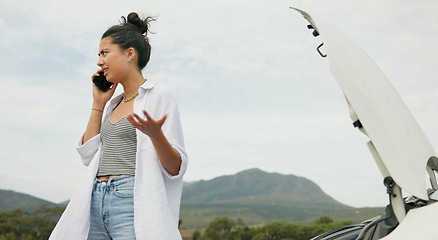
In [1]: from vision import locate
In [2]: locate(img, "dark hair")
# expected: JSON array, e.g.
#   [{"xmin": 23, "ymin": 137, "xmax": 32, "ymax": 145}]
[{"xmin": 102, "ymin": 12, "xmax": 155, "ymax": 70}]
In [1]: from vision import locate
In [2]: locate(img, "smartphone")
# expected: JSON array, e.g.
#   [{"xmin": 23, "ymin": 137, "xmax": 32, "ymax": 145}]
[{"xmin": 92, "ymin": 72, "xmax": 113, "ymax": 92}]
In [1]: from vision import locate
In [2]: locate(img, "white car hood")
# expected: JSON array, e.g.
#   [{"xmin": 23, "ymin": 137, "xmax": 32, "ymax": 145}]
[{"xmin": 292, "ymin": 7, "xmax": 438, "ymax": 200}]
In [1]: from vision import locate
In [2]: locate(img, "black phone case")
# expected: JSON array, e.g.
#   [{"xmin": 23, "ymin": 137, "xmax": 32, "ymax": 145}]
[{"xmin": 92, "ymin": 72, "xmax": 113, "ymax": 92}]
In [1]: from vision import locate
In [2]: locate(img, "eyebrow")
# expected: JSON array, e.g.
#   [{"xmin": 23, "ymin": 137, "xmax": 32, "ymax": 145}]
[{"xmin": 98, "ymin": 49, "xmax": 109, "ymax": 56}]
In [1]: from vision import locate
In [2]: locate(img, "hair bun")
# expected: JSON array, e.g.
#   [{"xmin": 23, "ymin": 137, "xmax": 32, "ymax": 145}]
[{"xmin": 126, "ymin": 12, "xmax": 148, "ymax": 35}]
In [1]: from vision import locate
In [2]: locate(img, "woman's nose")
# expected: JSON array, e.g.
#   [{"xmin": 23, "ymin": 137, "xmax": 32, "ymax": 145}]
[{"xmin": 97, "ymin": 57, "xmax": 104, "ymax": 66}]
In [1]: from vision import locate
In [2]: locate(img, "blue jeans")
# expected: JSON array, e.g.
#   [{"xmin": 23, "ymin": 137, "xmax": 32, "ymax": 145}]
[{"xmin": 88, "ymin": 175, "xmax": 136, "ymax": 240}]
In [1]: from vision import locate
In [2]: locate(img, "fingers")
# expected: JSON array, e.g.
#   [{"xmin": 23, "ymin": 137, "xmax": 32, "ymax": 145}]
[
  {"xmin": 132, "ymin": 113, "xmax": 145, "ymax": 123},
  {"xmin": 159, "ymin": 114, "xmax": 168, "ymax": 124},
  {"xmin": 143, "ymin": 110, "xmax": 167, "ymax": 123},
  {"xmin": 109, "ymin": 83, "xmax": 118, "ymax": 93},
  {"xmin": 130, "ymin": 113, "xmax": 142, "ymax": 123},
  {"xmin": 127, "ymin": 111, "xmax": 168, "ymax": 129},
  {"xmin": 91, "ymin": 69, "xmax": 103, "ymax": 79},
  {"xmin": 126, "ymin": 114, "xmax": 142, "ymax": 128},
  {"xmin": 143, "ymin": 110, "xmax": 152, "ymax": 120},
  {"xmin": 127, "ymin": 112, "xmax": 150, "ymax": 128}
]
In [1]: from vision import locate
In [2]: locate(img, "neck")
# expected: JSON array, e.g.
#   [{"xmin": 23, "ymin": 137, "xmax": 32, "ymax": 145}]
[{"xmin": 121, "ymin": 72, "xmax": 145, "ymax": 98}]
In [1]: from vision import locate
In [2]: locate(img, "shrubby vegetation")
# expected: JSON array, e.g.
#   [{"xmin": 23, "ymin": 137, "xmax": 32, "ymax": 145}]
[
  {"xmin": 0, "ymin": 205, "xmax": 351, "ymax": 240},
  {"xmin": 192, "ymin": 216, "xmax": 352, "ymax": 240},
  {"xmin": 0, "ymin": 205, "xmax": 63, "ymax": 240}
]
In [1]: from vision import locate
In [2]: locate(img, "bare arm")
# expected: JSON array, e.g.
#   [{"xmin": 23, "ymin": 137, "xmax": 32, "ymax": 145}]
[
  {"xmin": 82, "ymin": 74, "xmax": 118, "ymax": 144},
  {"xmin": 82, "ymin": 103, "xmax": 106, "ymax": 143},
  {"xmin": 148, "ymin": 128, "xmax": 181, "ymax": 176},
  {"xmin": 126, "ymin": 110, "xmax": 181, "ymax": 176}
]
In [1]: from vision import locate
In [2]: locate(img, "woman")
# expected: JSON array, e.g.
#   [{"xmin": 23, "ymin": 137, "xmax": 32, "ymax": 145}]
[{"xmin": 50, "ymin": 12, "xmax": 188, "ymax": 240}]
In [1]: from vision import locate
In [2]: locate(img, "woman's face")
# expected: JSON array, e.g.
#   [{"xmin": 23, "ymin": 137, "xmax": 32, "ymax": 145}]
[{"xmin": 97, "ymin": 37, "xmax": 130, "ymax": 83}]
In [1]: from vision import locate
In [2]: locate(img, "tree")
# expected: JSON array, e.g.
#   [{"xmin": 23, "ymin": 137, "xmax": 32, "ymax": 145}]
[
  {"xmin": 192, "ymin": 230, "xmax": 201, "ymax": 240},
  {"xmin": 203, "ymin": 217, "xmax": 236, "ymax": 240},
  {"xmin": 315, "ymin": 215, "xmax": 333, "ymax": 225},
  {"xmin": 252, "ymin": 222, "xmax": 298, "ymax": 240}
]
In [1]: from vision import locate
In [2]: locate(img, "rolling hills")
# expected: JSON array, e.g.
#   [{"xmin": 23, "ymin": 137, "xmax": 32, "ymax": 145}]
[
  {"xmin": 0, "ymin": 189, "xmax": 58, "ymax": 212},
  {"xmin": 0, "ymin": 168, "xmax": 383, "ymax": 227}
]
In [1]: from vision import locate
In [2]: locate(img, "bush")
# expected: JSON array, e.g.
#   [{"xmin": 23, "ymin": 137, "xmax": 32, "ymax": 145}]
[
  {"xmin": 196, "ymin": 216, "xmax": 355, "ymax": 240},
  {"xmin": 0, "ymin": 205, "xmax": 64, "ymax": 240}
]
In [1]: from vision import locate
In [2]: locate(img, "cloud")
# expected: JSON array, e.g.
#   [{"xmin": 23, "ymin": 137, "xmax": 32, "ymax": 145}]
[{"xmin": 0, "ymin": 0, "xmax": 437, "ymax": 208}]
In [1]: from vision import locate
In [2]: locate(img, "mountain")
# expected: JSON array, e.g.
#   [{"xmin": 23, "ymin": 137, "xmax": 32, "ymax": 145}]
[
  {"xmin": 0, "ymin": 189, "xmax": 58, "ymax": 212},
  {"xmin": 183, "ymin": 168, "xmax": 344, "ymax": 206},
  {"xmin": 0, "ymin": 169, "xmax": 382, "ymax": 228},
  {"xmin": 180, "ymin": 168, "xmax": 381, "ymax": 227}
]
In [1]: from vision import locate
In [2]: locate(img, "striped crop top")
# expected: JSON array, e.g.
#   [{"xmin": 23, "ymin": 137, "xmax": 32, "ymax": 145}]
[{"xmin": 97, "ymin": 116, "xmax": 137, "ymax": 177}]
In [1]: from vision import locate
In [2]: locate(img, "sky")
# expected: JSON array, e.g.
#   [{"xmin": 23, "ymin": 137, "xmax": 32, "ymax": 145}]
[{"xmin": 1, "ymin": 0, "xmax": 437, "ymax": 208}]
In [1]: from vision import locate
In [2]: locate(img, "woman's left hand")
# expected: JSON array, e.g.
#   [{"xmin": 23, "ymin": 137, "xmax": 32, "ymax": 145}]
[
  {"xmin": 126, "ymin": 110, "xmax": 167, "ymax": 137},
  {"xmin": 127, "ymin": 109, "xmax": 181, "ymax": 175}
]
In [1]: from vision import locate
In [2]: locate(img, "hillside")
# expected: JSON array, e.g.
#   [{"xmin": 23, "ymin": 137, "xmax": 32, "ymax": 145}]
[
  {"xmin": 0, "ymin": 169, "xmax": 383, "ymax": 228},
  {"xmin": 0, "ymin": 189, "xmax": 58, "ymax": 212},
  {"xmin": 183, "ymin": 168, "xmax": 345, "ymax": 205},
  {"xmin": 180, "ymin": 168, "xmax": 382, "ymax": 227}
]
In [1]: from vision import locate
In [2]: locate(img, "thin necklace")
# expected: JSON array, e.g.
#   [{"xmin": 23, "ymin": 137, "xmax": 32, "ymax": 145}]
[
  {"xmin": 123, "ymin": 79, "xmax": 146, "ymax": 102},
  {"xmin": 123, "ymin": 91, "xmax": 139, "ymax": 102}
]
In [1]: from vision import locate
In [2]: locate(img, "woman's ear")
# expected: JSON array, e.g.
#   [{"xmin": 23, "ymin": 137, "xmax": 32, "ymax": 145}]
[{"xmin": 126, "ymin": 47, "xmax": 136, "ymax": 62}]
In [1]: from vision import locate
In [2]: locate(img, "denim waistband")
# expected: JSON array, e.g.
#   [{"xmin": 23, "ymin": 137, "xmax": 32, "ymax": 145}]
[{"xmin": 94, "ymin": 175, "xmax": 135, "ymax": 187}]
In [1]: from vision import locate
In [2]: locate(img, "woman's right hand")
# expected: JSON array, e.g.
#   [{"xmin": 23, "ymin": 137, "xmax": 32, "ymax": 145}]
[{"xmin": 91, "ymin": 70, "xmax": 118, "ymax": 109}]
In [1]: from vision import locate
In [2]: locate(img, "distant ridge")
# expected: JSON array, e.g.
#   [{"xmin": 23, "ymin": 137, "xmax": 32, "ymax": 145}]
[
  {"xmin": 0, "ymin": 169, "xmax": 382, "ymax": 228},
  {"xmin": 0, "ymin": 189, "xmax": 58, "ymax": 212},
  {"xmin": 181, "ymin": 168, "xmax": 380, "ymax": 227},
  {"xmin": 183, "ymin": 168, "xmax": 345, "ymax": 206}
]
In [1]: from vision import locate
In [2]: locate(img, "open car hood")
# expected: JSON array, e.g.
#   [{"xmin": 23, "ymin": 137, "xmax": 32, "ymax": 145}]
[{"xmin": 292, "ymin": 7, "xmax": 438, "ymax": 200}]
